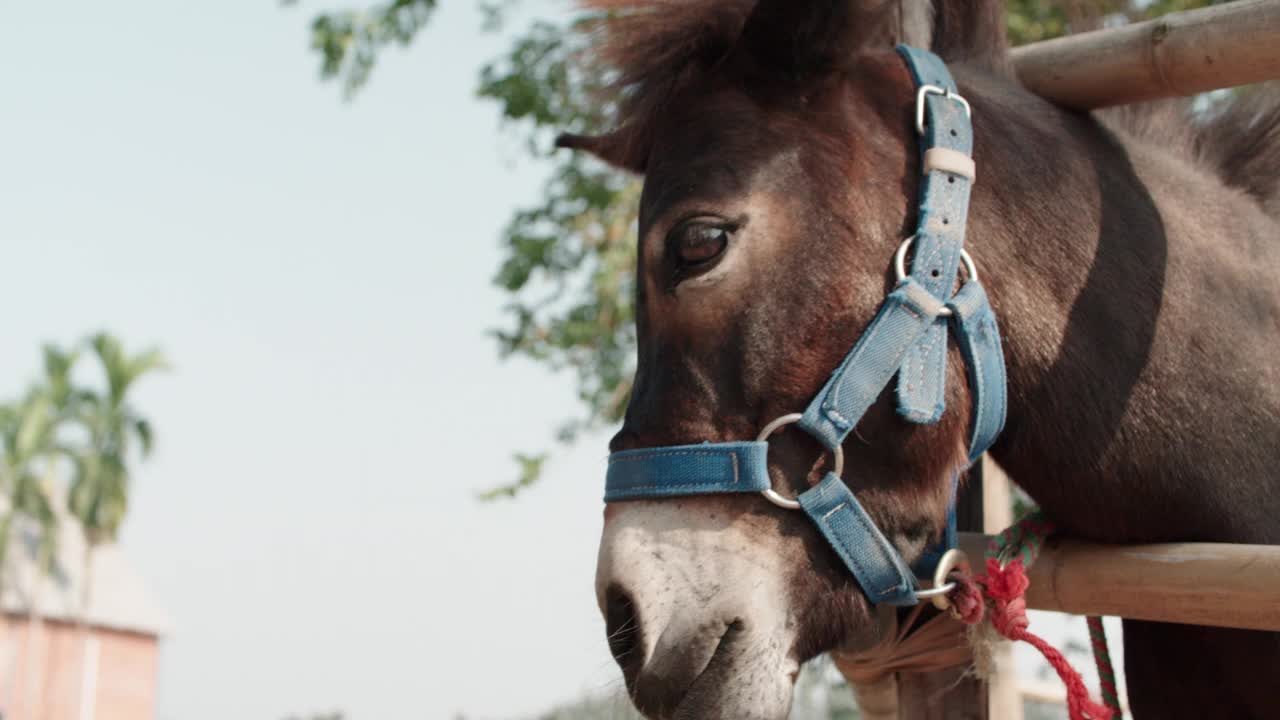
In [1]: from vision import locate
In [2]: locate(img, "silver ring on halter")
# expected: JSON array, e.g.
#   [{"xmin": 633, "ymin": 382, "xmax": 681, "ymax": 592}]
[
  {"xmin": 913, "ymin": 547, "xmax": 971, "ymax": 610},
  {"xmin": 756, "ymin": 413, "xmax": 844, "ymax": 511},
  {"xmin": 893, "ymin": 236, "xmax": 977, "ymax": 320}
]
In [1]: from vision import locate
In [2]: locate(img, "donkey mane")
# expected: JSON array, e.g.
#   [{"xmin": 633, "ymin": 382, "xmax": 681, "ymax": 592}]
[
  {"xmin": 564, "ymin": 0, "xmax": 759, "ymax": 168},
  {"xmin": 563, "ymin": 0, "xmax": 895, "ymax": 168},
  {"xmin": 574, "ymin": 0, "xmax": 1280, "ymax": 224},
  {"xmin": 582, "ymin": 0, "xmax": 757, "ymax": 103},
  {"xmin": 1194, "ymin": 86, "xmax": 1280, "ymax": 218},
  {"xmin": 1100, "ymin": 89, "xmax": 1280, "ymax": 222}
]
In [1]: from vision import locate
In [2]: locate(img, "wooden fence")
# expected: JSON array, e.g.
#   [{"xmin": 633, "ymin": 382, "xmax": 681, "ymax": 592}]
[
  {"xmin": 1012, "ymin": 0, "xmax": 1280, "ymax": 109},
  {"xmin": 957, "ymin": 532, "xmax": 1280, "ymax": 633}
]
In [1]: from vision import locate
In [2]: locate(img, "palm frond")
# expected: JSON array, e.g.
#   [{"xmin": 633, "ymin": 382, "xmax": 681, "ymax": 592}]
[
  {"xmin": 41, "ymin": 343, "xmax": 80, "ymax": 404},
  {"xmin": 87, "ymin": 332, "xmax": 168, "ymax": 404},
  {"xmin": 13, "ymin": 397, "xmax": 54, "ymax": 461},
  {"xmin": 132, "ymin": 417, "xmax": 154, "ymax": 457}
]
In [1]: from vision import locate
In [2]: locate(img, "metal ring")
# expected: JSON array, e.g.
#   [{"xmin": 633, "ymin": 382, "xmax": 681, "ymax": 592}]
[
  {"xmin": 914, "ymin": 548, "xmax": 971, "ymax": 611},
  {"xmin": 894, "ymin": 236, "xmax": 978, "ymax": 285},
  {"xmin": 892, "ymin": 237, "xmax": 978, "ymax": 322},
  {"xmin": 755, "ymin": 413, "xmax": 844, "ymax": 511}
]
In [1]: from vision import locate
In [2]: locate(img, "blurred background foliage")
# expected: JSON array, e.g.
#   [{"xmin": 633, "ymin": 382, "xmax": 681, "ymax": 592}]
[
  {"xmin": 291, "ymin": 0, "xmax": 1217, "ymax": 497},
  {"xmin": 1, "ymin": 334, "xmax": 165, "ymax": 578},
  {"xmin": 0, "ymin": 333, "xmax": 164, "ymax": 708}
]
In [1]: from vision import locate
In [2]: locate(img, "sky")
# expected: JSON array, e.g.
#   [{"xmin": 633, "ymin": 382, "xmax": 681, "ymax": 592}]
[
  {"xmin": 0, "ymin": 2, "xmax": 1121, "ymax": 719},
  {"xmin": 1, "ymin": 1, "xmax": 624, "ymax": 718}
]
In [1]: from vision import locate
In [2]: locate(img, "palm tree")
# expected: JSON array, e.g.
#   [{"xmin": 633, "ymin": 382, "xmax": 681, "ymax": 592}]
[
  {"xmin": 0, "ymin": 348, "xmax": 81, "ymax": 592},
  {"xmin": 0, "ymin": 344, "xmax": 83, "ymax": 720},
  {"xmin": 18, "ymin": 345, "xmax": 83, "ymax": 574},
  {"xmin": 68, "ymin": 332, "xmax": 166, "ymax": 720},
  {"xmin": 26, "ymin": 345, "xmax": 87, "ymax": 720},
  {"xmin": 0, "ymin": 398, "xmax": 55, "ymax": 582}
]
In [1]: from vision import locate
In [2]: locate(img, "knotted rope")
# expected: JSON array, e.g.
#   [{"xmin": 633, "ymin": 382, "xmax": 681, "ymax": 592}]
[
  {"xmin": 955, "ymin": 511, "xmax": 1121, "ymax": 720},
  {"xmin": 838, "ymin": 511, "xmax": 1123, "ymax": 720}
]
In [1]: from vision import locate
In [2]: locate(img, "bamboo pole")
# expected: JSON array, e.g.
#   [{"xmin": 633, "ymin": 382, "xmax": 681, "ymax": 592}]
[
  {"xmin": 1010, "ymin": 0, "xmax": 1280, "ymax": 110},
  {"xmin": 980, "ymin": 458, "xmax": 1023, "ymax": 720},
  {"xmin": 958, "ymin": 533, "xmax": 1280, "ymax": 631}
]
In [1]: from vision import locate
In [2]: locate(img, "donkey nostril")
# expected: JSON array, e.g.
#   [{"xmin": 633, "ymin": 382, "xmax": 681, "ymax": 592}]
[{"xmin": 605, "ymin": 585, "xmax": 643, "ymax": 672}]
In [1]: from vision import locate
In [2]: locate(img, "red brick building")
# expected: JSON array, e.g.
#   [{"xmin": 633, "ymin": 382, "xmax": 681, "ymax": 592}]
[{"xmin": 0, "ymin": 517, "xmax": 168, "ymax": 720}]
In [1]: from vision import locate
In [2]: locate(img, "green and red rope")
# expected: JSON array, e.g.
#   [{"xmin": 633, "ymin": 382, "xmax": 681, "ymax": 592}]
[{"xmin": 950, "ymin": 510, "xmax": 1123, "ymax": 720}]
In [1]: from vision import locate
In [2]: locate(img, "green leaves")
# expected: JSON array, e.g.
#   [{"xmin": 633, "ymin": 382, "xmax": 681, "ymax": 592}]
[
  {"xmin": 133, "ymin": 418, "xmax": 155, "ymax": 458},
  {"xmin": 0, "ymin": 332, "xmax": 165, "ymax": 593},
  {"xmin": 71, "ymin": 332, "xmax": 167, "ymax": 545},
  {"xmin": 299, "ymin": 4, "xmax": 633, "ymax": 497},
  {"xmin": 0, "ymin": 342, "xmax": 81, "ymax": 586},
  {"xmin": 476, "ymin": 18, "xmax": 609, "ymax": 141},
  {"xmin": 292, "ymin": 0, "xmax": 439, "ymax": 98},
  {"xmin": 470, "ymin": 13, "xmax": 640, "ymax": 496},
  {"xmin": 475, "ymin": 452, "xmax": 547, "ymax": 501},
  {"xmin": 1006, "ymin": 0, "xmax": 1224, "ymax": 45},
  {"xmin": 1006, "ymin": 0, "xmax": 1071, "ymax": 44},
  {"xmin": 88, "ymin": 331, "xmax": 168, "ymax": 409}
]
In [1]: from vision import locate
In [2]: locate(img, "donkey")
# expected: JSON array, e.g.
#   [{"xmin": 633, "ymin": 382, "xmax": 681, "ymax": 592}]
[{"xmin": 557, "ymin": 0, "xmax": 1280, "ymax": 717}]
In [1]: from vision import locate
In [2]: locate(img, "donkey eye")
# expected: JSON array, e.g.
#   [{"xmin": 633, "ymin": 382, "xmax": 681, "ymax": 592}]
[{"xmin": 668, "ymin": 221, "xmax": 731, "ymax": 268}]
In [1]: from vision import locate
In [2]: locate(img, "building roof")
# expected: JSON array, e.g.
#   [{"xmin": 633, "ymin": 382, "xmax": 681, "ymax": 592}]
[{"xmin": 0, "ymin": 511, "xmax": 171, "ymax": 637}]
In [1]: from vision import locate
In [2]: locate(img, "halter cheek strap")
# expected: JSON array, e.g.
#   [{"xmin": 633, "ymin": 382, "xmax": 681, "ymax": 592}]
[
  {"xmin": 951, "ymin": 280, "xmax": 1008, "ymax": 460},
  {"xmin": 602, "ymin": 47, "xmax": 1007, "ymax": 607},
  {"xmin": 800, "ymin": 473, "xmax": 920, "ymax": 604}
]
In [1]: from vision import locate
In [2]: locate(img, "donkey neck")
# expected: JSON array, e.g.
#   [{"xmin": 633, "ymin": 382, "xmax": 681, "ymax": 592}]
[{"xmin": 952, "ymin": 69, "xmax": 1280, "ymax": 545}]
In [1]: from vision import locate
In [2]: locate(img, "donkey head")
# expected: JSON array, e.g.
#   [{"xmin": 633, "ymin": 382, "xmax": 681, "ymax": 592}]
[{"xmin": 560, "ymin": 1, "xmax": 1007, "ymax": 717}]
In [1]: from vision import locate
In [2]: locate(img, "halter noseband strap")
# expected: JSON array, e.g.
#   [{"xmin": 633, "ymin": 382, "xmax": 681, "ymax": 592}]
[{"xmin": 603, "ymin": 47, "xmax": 1007, "ymax": 607}]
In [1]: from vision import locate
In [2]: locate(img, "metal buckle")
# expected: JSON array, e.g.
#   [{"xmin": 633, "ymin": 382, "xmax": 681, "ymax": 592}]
[
  {"xmin": 915, "ymin": 85, "xmax": 971, "ymax": 136},
  {"xmin": 755, "ymin": 413, "xmax": 843, "ymax": 511}
]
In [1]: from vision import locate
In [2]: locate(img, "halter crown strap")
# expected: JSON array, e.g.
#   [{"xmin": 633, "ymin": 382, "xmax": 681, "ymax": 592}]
[
  {"xmin": 895, "ymin": 45, "xmax": 975, "ymax": 425},
  {"xmin": 602, "ymin": 47, "xmax": 1007, "ymax": 607},
  {"xmin": 795, "ymin": 46, "xmax": 1002, "ymax": 462}
]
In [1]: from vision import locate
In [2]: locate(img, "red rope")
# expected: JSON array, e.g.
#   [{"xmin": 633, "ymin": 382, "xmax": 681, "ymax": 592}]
[
  {"xmin": 946, "ymin": 512, "xmax": 1118, "ymax": 720},
  {"xmin": 976, "ymin": 558, "xmax": 1115, "ymax": 720},
  {"xmin": 950, "ymin": 572, "xmax": 985, "ymax": 625}
]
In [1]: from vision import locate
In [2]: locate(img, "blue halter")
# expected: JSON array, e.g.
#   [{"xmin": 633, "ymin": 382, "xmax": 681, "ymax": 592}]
[{"xmin": 604, "ymin": 47, "xmax": 1007, "ymax": 607}]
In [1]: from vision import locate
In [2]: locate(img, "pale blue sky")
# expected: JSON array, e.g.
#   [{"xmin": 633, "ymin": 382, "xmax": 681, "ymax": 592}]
[{"xmin": 1, "ymin": 1, "xmax": 622, "ymax": 718}]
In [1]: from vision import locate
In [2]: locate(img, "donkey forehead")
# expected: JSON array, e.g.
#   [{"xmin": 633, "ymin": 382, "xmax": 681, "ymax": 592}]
[{"xmin": 638, "ymin": 87, "xmax": 822, "ymax": 229}]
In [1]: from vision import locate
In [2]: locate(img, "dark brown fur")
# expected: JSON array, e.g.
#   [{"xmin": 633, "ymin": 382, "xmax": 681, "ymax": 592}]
[
  {"xmin": 1198, "ymin": 83, "xmax": 1280, "ymax": 216},
  {"xmin": 572, "ymin": 1, "xmax": 1280, "ymax": 717}
]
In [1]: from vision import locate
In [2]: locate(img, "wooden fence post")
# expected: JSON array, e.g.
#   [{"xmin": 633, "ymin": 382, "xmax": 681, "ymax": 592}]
[{"xmin": 982, "ymin": 458, "xmax": 1023, "ymax": 720}]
